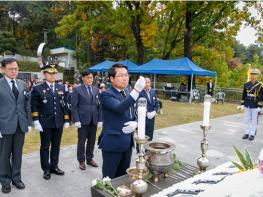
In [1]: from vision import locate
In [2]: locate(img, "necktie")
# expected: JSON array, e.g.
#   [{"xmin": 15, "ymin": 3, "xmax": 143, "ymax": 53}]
[
  {"xmin": 11, "ymin": 80, "xmax": 19, "ymax": 99},
  {"xmin": 88, "ymin": 86, "xmax": 93, "ymax": 97},
  {"xmin": 147, "ymin": 90, "xmax": 151, "ymax": 103},
  {"xmin": 50, "ymin": 84, "xmax": 54, "ymax": 94},
  {"xmin": 120, "ymin": 90, "xmax": 126, "ymax": 98}
]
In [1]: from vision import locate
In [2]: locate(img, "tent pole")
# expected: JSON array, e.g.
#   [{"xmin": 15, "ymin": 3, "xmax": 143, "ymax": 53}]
[
  {"xmin": 190, "ymin": 74, "xmax": 193, "ymax": 104},
  {"xmin": 154, "ymin": 74, "xmax": 156, "ymax": 89},
  {"xmin": 214, "ymin": 76, "xmax": 217, "ymax": 95}
]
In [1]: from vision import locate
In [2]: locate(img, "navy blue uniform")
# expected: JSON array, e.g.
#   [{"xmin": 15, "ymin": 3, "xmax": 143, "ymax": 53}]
[
  {"xmin": 241, "ymin": 80, "xmax": 263, "ymax": 108},
  {"xmin": 241, "ymin": 80, "xmax": 263, "ymax": 137},
  {"xmin": 31, "ymin": 82, "xmax": 69, "ymax": 171}
]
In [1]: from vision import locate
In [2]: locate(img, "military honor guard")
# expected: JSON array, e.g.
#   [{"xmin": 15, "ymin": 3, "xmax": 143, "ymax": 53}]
[
  {"xmin": 241, "ymin": 68, "xmax": 263, "ymax": 141},
  {"xmin": 71, "ymin": 70, "xmax": 103, "ymax": 170},
  {"xmin": 31, "ymin": 62, "xmax": 70, "ymax": 180},
  {"xmin": 98, "ymin": 64, "xmax": 145, "ymax": 179},
  {"xmin": 0, "ymin": 58, "xmax": 32, "ymax": 193},
  {"xmin": 139, "ymin": 77, "xmax": 158, "ymax": 141}
]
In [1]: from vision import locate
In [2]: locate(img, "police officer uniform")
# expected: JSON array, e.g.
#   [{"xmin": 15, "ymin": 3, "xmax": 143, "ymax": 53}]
[
  {"xmin": 241, "ymin": 68, "xmax": 263, "ymax": 141},
  {"xmin": 31, "ymin": 63, "xmax": 69, "ymax": 179}
]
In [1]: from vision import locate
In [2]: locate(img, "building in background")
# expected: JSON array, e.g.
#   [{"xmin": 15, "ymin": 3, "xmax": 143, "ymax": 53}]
[{"xmin": 50, "ymin": 47, "xmax": 76, "ymax": 70}]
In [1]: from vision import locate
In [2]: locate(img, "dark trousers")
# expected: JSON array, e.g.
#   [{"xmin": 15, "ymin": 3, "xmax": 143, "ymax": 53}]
[
  {"xmin": 146, "ymin": 119, "xmax": 155, "ymax": 141},
  {"xmin": 102, "ymin": 148, "xmax": 132, "ymax": 179},
  {"xmin": 40, "ymin": 127, "xmax": 63, "ymax": 171},
  {"xmin": 77, "ymin": 124, "xmax": 97, "ymax": 162},
  {"xmin": 0, "ymin": 129, "xmax": 25, "ymax": 186}
]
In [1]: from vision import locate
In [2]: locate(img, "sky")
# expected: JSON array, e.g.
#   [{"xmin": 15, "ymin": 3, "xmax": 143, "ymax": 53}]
[{"xmin": 236, "ymin": 25, "xmax": 257, "ymax": 47}]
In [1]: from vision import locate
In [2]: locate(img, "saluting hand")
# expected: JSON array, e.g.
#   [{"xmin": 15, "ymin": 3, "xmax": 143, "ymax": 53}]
[
  {"xmin": 134, "ymin": 76, "xmax": 146, "ymax": 92},
  {"xmin": 130, "ymin": 76, "xmax": 146, "ymax": 101}
]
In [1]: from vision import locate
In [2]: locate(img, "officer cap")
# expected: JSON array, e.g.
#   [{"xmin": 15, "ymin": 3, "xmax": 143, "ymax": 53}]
[
  {"xmin": 250, "ymin": 68, "xmax": 261, "ymax": 75},
  {"xmin": 41, "ymin": 56, "xmax": 58, "ymax": 73}
]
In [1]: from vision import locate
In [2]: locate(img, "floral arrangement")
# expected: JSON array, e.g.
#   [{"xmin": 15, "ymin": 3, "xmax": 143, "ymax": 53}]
[
  {"xmin": 92, "ymin": 177, "xmax": 118, "ymax": 197},
  {"xmin": 258, "ymin": 148, "xmax": 263, "ymax": 173},
  {"xmin": 231, "ymin": 145, "xmax": 256, "ymax": 171}
]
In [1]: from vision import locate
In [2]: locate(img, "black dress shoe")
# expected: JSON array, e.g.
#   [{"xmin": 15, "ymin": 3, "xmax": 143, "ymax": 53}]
[
  {"xmin": 242, "ymin": 134, "xmax": 249, "ymax": 139},
  {"xmin": 249, "ymin": 135, "xmax": 254, "ymax": 141},
  {"xmin": 12, "ymin": 181, "xmax": 25, "ymax": 189},
  {"xmin": 43, "ymin": 170, "xmax": 51, "ymax": 180},
  {"xmin": 50, "ymin": 167, "xmax": 65, "ymax": 175},
  {"xmin": 1, "ymin": 184, "xmax": 11, "ymax": 193}
]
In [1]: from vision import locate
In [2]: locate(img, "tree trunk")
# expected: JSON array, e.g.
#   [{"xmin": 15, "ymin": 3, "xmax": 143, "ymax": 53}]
[
  {"xmin": 184, "ymin": 3, "xmax": 195, "ymax": 90},
  {"xmin": 184, "ymin": 5, "xmax": 192, "ymax": 60},
  {"xmin": 126, "ymin": 1, "xmax": 144, "ymax": 64}
]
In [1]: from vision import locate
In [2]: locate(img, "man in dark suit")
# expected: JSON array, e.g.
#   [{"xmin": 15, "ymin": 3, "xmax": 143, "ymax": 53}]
[
  {"xmin": 207, "ymin": 79, "xmax": 214, "ymax": 96},
  {"xmin": 139, "ymin": 77, "xmax": 158, "ymax": 141},
  {"xmin": 98, "ymin": 64, "xmax": 145, "ymax": 179},
  {"xmin": 71, "ymin": 70, "xmax": 102, "ymax": 170},
  {"xmin": 0, "ymin": 58, "xmax": 32, "ymax": 193},
  {"xmin": 31, "ymin": 62, "xmax": 70, "ymax": 180}
]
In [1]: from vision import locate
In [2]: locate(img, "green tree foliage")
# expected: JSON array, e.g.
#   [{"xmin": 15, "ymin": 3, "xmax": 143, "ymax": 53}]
[
  {"xmin": 0, "ymin": 31, "xmax": 16, "ymax": 54},
  {"xmin": 1, "ymin": 1, "xmax": 263, "ymax": 88}
]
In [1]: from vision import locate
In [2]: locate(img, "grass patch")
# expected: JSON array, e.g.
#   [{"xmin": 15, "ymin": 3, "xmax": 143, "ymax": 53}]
[{"xmin": 24, "ymin": 100, "xmax": 239, "ymax": 154}]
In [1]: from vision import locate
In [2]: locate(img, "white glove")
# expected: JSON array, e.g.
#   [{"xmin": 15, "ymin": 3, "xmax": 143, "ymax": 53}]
[
  {"xmin": 74, "ymin": 121, "xmax": 81, "ymax": 128},
  {"xmin": 237, "ymin": 105, "xmax": 244, "ymax": 110},
  {"xmin": 34, "ymin": 120, "xmax": 43, "ymax": 132},
  {"xmin": 134, "ymin": 76, "xmax": 145, "ymax": 92},
  {"xmin": 147, "ymin": 111, "xmax": 157, "ymax": 119},
  {"xmin": 28, "ymin": 126, "xmax": 32, "ymax": 132},
  {"xmin": 0, "ymin": 132, "xmax": 2, "ymax": 138},
  {"xmin": 64, "ymin": 122, "xmax": 70, "ymax": 129},
  {"xmin": 257, "ymin": 107, "xmax": 262, "ymax": 113},
  {"xmin": 97, "ymin": 122, "xmax": 103, "ymax": 128},
  {"xmin": 122, "ymin": 121, "xmax": 138, "ymax": 134}
]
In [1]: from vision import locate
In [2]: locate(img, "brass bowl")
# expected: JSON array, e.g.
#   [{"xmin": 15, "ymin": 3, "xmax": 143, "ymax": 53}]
[{"xmin": 126, "ymin": 167, "xmax": 148, "ymax": 181}]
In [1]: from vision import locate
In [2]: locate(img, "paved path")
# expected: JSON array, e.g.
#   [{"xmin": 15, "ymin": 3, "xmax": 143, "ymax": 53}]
[{"xmin": 5, "ymin": 114, "xmax": 263, "ymax": 197}]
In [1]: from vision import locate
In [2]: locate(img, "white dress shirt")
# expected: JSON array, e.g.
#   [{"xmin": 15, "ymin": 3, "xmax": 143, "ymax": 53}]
[{"xmin": 5, "ymin": 76, "xmax": 18, "ymax": 90}]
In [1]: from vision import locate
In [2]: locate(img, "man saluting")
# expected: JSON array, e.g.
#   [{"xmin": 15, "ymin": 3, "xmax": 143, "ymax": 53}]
[{"xmin": 98, "ymin": 64, "xmax": 145, "ymax": 179}]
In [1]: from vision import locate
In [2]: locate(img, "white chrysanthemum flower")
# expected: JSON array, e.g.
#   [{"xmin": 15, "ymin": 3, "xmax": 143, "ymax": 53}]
[
  {"xmin": 258, "ymin": 148, "xmax": 263, "ymax": 161},
  {"xmin": 91, "ymin": 179, "xmax": 97, "ymax": 187},
  {"xmin": 103, "ymin": 176, "xmax": 111, "ymax": 182}
]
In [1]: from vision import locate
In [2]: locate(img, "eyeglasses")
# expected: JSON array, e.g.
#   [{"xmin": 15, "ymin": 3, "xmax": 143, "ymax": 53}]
[
  {"xmin": 6, "ymin": 67, "xmax": 18, "ymax": 71},
  {"xmin": 115, "ymin": 74, "xmax": 130, "ymax": 78}
]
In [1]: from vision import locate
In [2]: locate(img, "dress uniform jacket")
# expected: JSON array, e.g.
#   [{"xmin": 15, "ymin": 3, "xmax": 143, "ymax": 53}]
[
  {"xmin": 139, "ymin": 89, "xmax": 158, "ymax": 140},
  {"xmin": 99, "ymin": 86, "xmax": 136, "ymax": 152},
  {"xmin": 241, "ymin": 80, "xmax": 263, "ymax": 108},
  {"xmin": 31, "ymin": 82, "xmax": 69, "ymax": 127}
]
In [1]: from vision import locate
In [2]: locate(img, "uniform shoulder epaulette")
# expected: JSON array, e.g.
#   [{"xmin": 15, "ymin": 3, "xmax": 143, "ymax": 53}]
[{"xmin": 35, "ymin": 82, "xmax": 43, "ymax": 86}]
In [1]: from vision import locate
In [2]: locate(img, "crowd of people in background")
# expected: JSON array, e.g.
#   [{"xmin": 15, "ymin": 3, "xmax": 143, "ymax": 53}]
[{"xmin": 0, "ymin": 57, "xmax": 162, "ymax": 194}]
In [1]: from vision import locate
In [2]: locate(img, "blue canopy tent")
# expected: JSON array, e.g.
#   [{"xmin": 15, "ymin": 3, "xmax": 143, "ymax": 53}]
[
  {"xmin": 129, "ymin": 57, "xmax": 217, "ymax": 103},
  {"xmin": 89, "ymin": 59, "xmax": 138, "ymax": 72}
]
